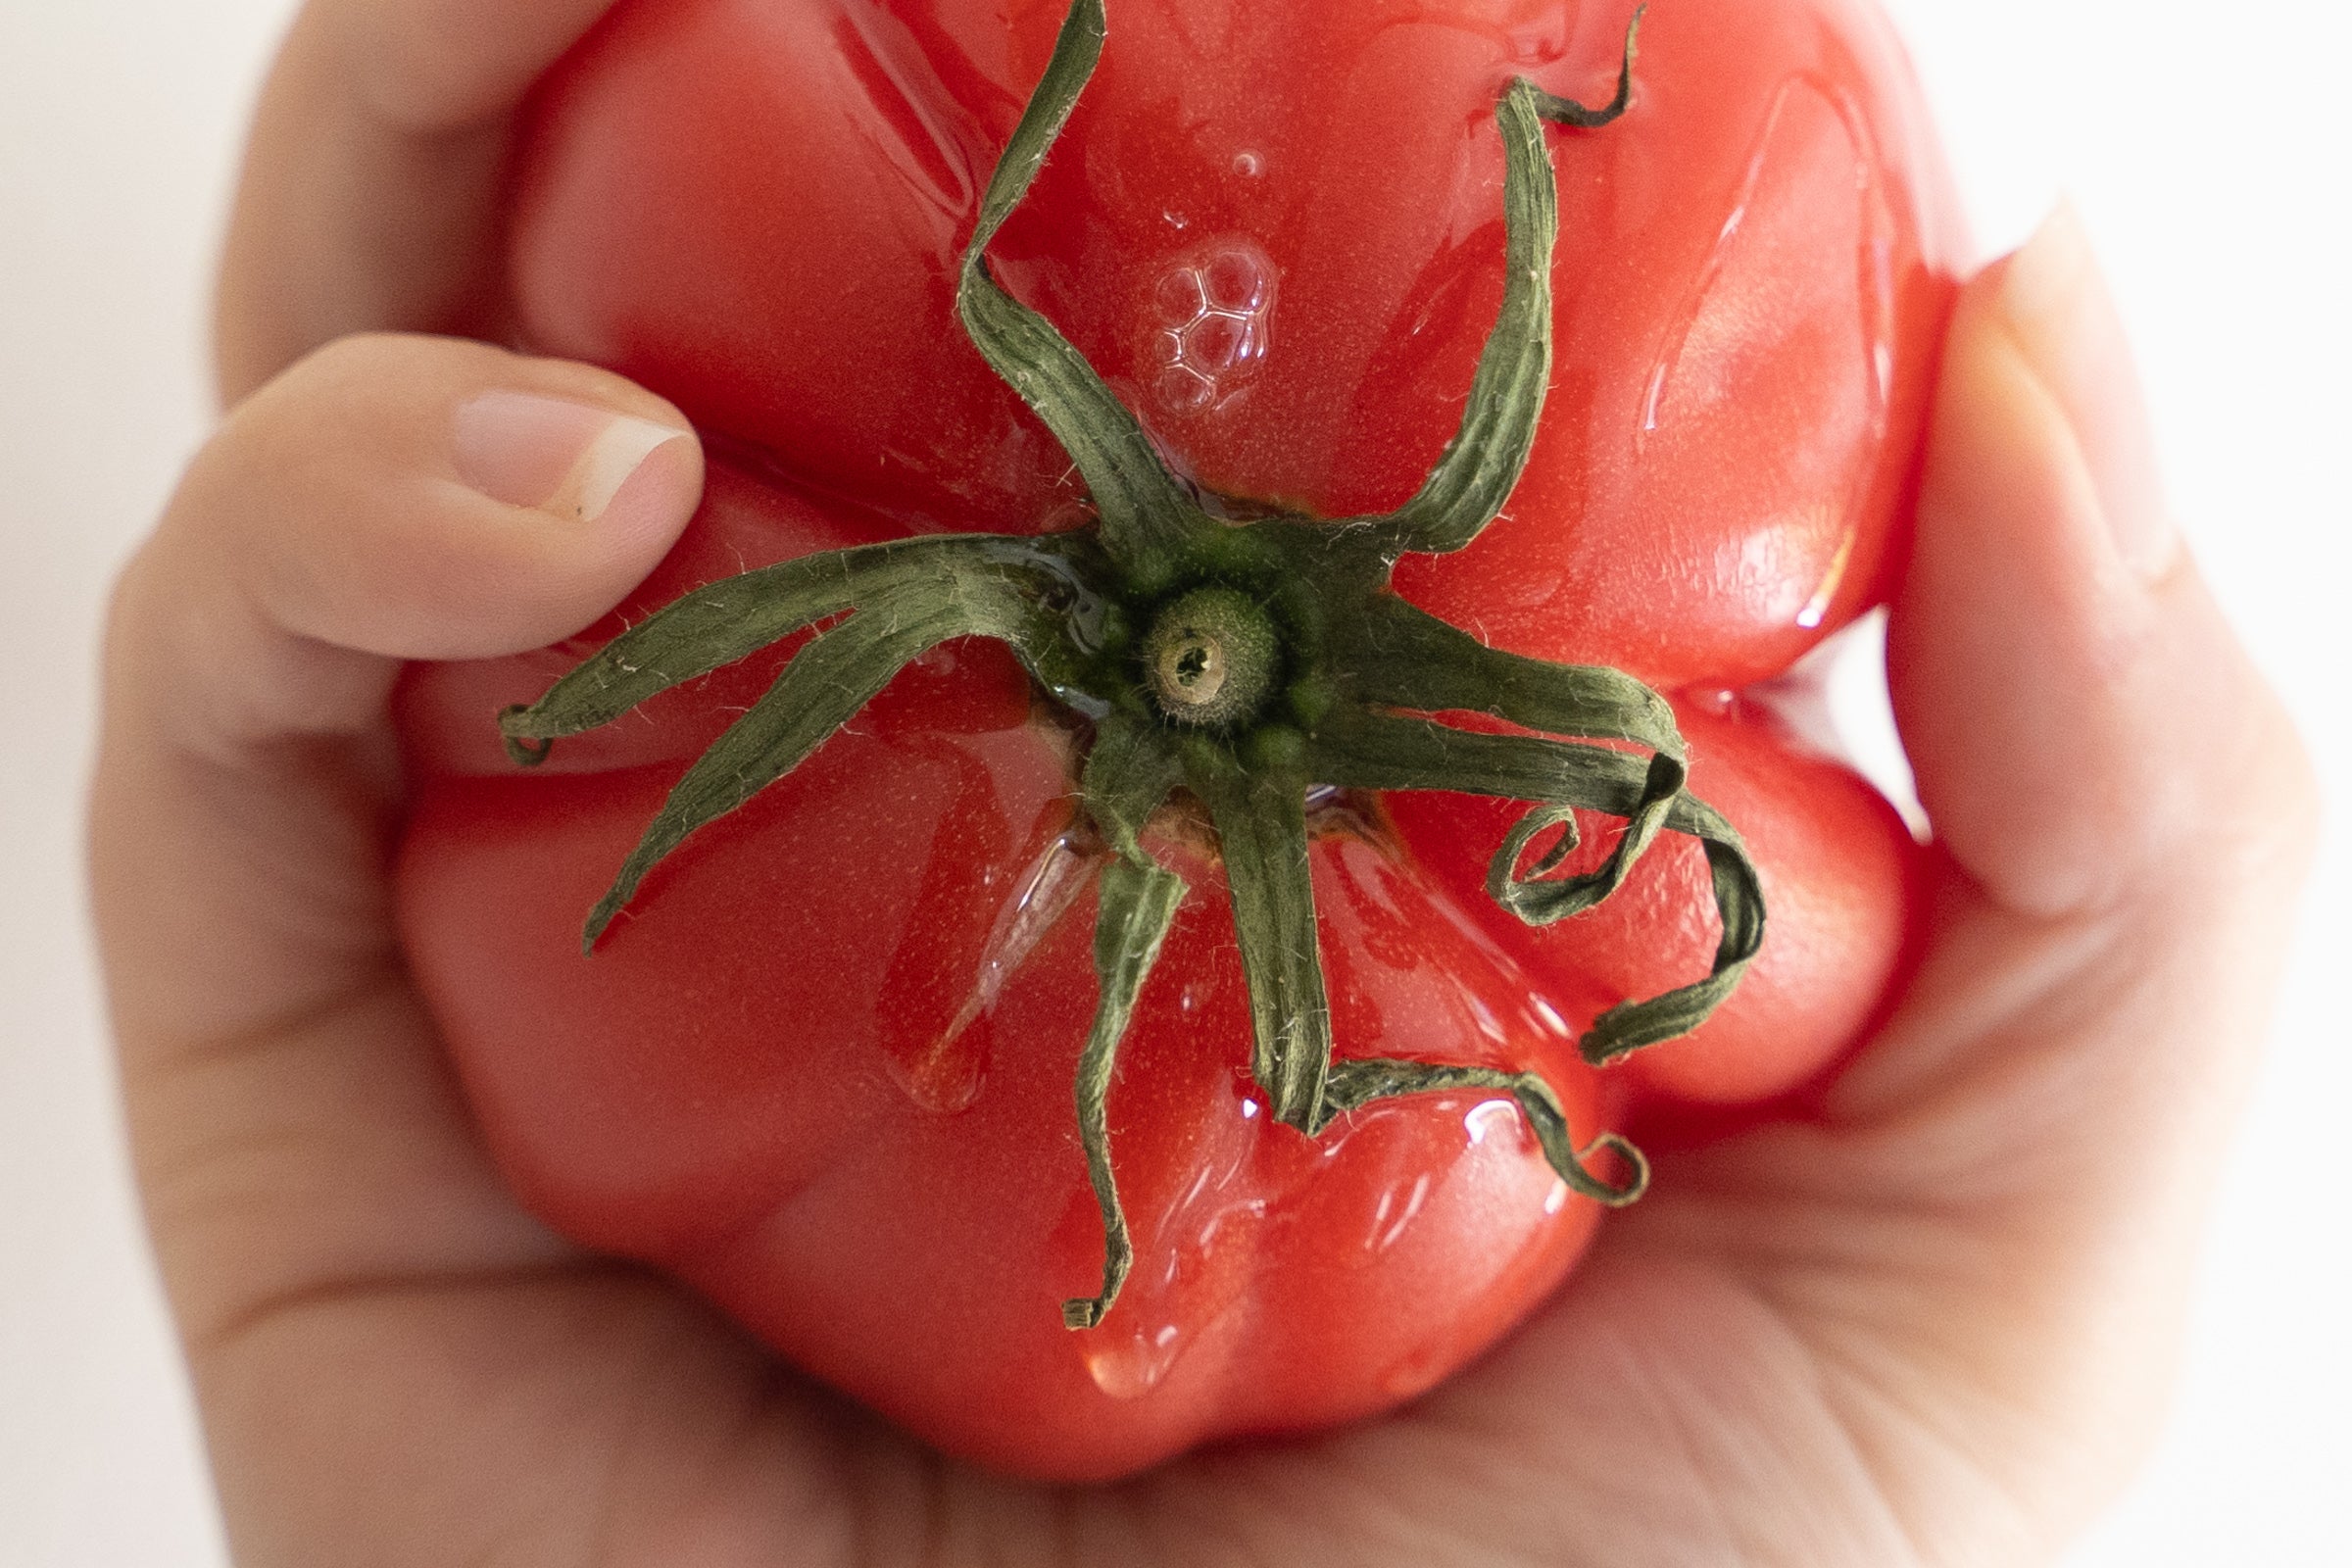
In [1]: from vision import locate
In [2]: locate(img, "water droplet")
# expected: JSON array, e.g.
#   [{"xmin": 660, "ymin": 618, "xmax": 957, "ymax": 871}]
[
  {"xmin": 1379, "ymin": 1341, "xmax": 1449, "ymax": 1398},
  {"xmin": 1084, "ymin": 1320, "xmax": 1184, "ymax": 1398},
  {"xmin": 1463, "ymin": 1099, "xmax": 1519, "ymax": 1148},
  {"xmin": 1073, "ymin": 1080, "xmax": 1267, "ymax": 1398},
  {"xmin": 897, "ymin": 831, "xmax": 1099, "ymax": 1111},
  {"xmin": 1232, "ymin": 149, "xmax": 1263, "ymax": 178},
  {"xmin": 1363, "ymin": 1171, "xmax": 1433, "ymax": 1254}
]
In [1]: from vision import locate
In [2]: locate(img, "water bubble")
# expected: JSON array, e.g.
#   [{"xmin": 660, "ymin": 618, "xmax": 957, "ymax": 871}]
[
  {"xmin": 1184, "ymin": 313, "xmax": 1250, "ymax": 370},
  {"xmin": 1154, "ymin": 270, "xmax": 1205, "ymax": 326},
  {"xmin": 1202, "ymin": 249, "xmax": 1267, "ymax": 313},
  {"xmin": 1146, "ymin": 240, "xmax": 1277, "ymax": 416},
  {"xmin": 1154, "ymin": 364, "xmax": 1217, "ymax": 414}
]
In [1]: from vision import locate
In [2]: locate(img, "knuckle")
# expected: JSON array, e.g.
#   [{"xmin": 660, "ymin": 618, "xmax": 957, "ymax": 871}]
[
  {"xmin": 2159, "ymin": 681, "xmax": 2321, "ymax": 910},
  {"xmin": 321, "ymin": 0, "xmax": 496, "ymax": 132},
  {"xmin": 271, "ymin": 328, "xmax": 505, "ymax": 399},
  {"xmin": 2233, "ymin": 698, "xmax": 2323, "ymax": 886},
  {"xmin": 321, "ymin": 0, "xmax": 608, "ymax": 134}
]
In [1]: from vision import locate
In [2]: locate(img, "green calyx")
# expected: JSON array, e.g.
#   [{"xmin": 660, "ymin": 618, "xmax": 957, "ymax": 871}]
[{"xmin": 500, "ymin": 0, "xmax": 1746, "ymax": 1332}]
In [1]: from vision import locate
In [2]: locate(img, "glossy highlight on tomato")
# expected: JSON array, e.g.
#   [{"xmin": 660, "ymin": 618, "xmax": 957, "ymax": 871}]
[{"xmin": 393, "ymin": 0, "xmax": 1961, "ymax": 1478}]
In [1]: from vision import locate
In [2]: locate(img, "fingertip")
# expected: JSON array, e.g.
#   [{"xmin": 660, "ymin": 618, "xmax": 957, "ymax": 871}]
[
  {"xmin": 451, "ymin": 391, "xmax": 679, "ymax": 516},
  {"xmin": 1890, "ymin": 212, "xmax": 2305, "ymax": 917},
  {"xmin": 145, "ymin": 333, "xmax": 708, "ymax": 756},
  {"xmin": 328, "ymin": 0, "xmax": 625, "ymax": 131},
  {"xmin": 587, "ymin": 419, "xmax": 704, "ymax": 572},
  {"xmin": 443, "ymin": 410, "xmax": 704, "ymax": 661},
  {"xmin": 1990, "ymin": 202, "xmax": 2177, "ymax": 583},
  {"xmin": 449, "ymin": 385, "xmax": 704, "ymax": 627},
  {"xmin": 1890, "ymin": 270, "xmax": 2107, "ymax": 900}
]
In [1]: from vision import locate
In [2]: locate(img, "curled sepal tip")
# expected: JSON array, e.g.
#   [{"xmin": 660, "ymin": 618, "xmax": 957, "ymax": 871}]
[
  {"xmin": 1565, "ymin": 1131, "xmax": 1649, "ymax": 1207},
  {"xmin": 500, "ymin": 708, "xmax": 553, "ymax": 768},
  {"xmin": 1527, "ymin": 5, "xmax": 1643, "ymax": 129},
  {"xmin": 1579, "ymin": 800, "xmax": 1763, "ymax": 1066},
  {"xmin": 1303, "ymin": 710, "xmax": 1762, "ymax": 1067},
  {"xmin": 1318, "ymin": 1057, "xmax": 1647, "ymax": 1208}
]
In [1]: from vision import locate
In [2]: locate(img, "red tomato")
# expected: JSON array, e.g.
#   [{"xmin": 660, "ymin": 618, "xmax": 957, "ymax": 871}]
[{"xmin": 394, "ymin": 0, "xmax": 1959, "ymax": 1477}]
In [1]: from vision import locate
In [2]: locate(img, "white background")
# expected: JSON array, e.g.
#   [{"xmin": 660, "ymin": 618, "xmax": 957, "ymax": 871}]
[{"xmin": 1, "ymin": 1, "xmax": 2345, "ymax": 1562}]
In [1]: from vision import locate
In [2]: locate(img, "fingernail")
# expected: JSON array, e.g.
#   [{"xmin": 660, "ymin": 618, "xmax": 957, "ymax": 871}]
[
  {"xmin": 454, "ymin": 391, "xmax": 689, "ymax": 524},
  {"xmin": 1996, "ymin": 203, "xmax": 2178, "ymax": 580}
]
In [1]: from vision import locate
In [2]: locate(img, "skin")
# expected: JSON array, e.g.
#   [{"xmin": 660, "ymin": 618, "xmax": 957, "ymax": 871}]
[{"xmin": 90, "ymin": 0, "xmax": 2316, "ymax": 1562}]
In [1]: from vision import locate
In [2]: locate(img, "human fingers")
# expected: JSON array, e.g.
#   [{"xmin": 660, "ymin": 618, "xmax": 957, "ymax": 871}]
[
  {"xmin": 1886, "ymin": 205, "xmax": 2313, "ymax": 925},
  {"xmin": 91, "ymin": 333, "xmax": 700, "ymax": 1344},
  {"xmin": 1802, "ymin": 211, "xmax": 2318, "ymax": 1534},
  {"xmin": 1859, "ymin": 206, "xmax": 2319, "ymax": 1207},
  {"xmin": 1868, "ymin": 198, "xmax": 2317, "ymax": 1282},
  {"xmin": 215, "ymin": 0, "xmax": 623, "ymax": 402}
]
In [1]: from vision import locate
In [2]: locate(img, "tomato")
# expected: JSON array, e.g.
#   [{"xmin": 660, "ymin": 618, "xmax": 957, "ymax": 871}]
[{"xmin": 393, "ymin": 0, "xmax": 1958, "ymax": 1478}]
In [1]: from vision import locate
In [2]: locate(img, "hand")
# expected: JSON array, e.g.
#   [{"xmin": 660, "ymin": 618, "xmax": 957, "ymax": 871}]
[{"xmin": 90, "ymin": 0, "xmax": 2316, "ymax": 1562}]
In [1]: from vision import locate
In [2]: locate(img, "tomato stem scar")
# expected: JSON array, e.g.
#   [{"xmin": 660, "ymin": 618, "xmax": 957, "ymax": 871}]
[{"xmin": 1143, "ymin": 586, "xmax": 1278, "ymax": 726}]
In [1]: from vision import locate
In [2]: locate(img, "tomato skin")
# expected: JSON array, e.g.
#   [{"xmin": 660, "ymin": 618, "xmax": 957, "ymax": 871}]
[{"xmin": 393, "ymin": 0, "xmax": 1960, "ymax": 1476}]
